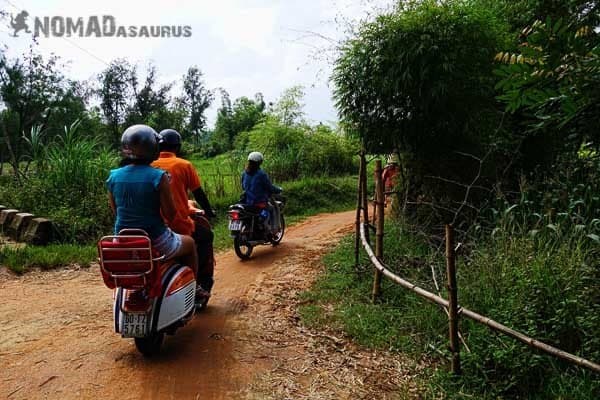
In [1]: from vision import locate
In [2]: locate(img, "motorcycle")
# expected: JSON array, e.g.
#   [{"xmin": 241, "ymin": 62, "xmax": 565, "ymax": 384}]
[
  {"xmin": 227, "ymin": 194, "xmax": 286, "ymax": 260},
  {"xmin": 98, "ymin": 229, "xmax": 196, "ymax": 357}
]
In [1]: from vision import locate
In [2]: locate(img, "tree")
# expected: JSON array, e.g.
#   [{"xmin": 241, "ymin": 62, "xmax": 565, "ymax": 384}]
[
  {"xmin": 333, "ymin": 1, "xmax": 510, "ymax": 153},
  {"xmin": 180, "ymin": 66, "xmax": 213, "ymax": 138},
  {"xmin": 494, "ymin": 4, "xmax": 600, "ymax": 159},
  {"xmin": 332, "ymin": 0, "xmax": 512, "ymax": 223},
  {"xmin": 492, "ymin": 0, "xmax": 600, "ymax": 32},
  {"xmin": 125, "ymin": 63, "xmax": 174, "ymax": 128},
  {"xmin": 98, "ymin": 59, "xmax": 134, "ymax": 147},
  {"xmin": 272, "ymin": 86, "xmax": 305, "ymax": 127},
  {"xmin": 211, "ymin": 90, "xmax": 266, "ymax": 154},
  {"xmin": 0, "ymin": 46, "xmax": 88, "ymax": 174}
]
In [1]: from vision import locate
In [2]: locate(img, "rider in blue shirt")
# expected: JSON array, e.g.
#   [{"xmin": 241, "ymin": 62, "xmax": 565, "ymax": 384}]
[
  {"xmin": 241, "ymin": 152, "xmax": 282, "ymax": 235},
  {"xmin": 241, "ymin": 152, "xmax": 281, "ymax": 208},
  {"xmin": 106, "ymin": 125, "xmax": 198, "ymax": 277}
]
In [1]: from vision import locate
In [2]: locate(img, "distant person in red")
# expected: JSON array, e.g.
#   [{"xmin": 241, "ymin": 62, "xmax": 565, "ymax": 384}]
[{"xmin": 382, "ymin": 153, "xmax": 400, "ymax": 205}]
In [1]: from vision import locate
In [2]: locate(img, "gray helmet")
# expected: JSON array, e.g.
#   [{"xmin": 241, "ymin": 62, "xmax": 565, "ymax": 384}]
[
  {"xmin": 158, "ymin": 129, "xmax": 182, "ymax": 147},
  {"xmin": 121, "ymin": 125, "xmax": 159, "ymax": 161},
  {"xmin": 248, "ymin": 151, "xmax": 264, "ymax": 163}
]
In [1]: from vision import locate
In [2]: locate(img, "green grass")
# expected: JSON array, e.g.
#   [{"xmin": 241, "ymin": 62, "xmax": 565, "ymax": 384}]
[
  {"xmin": 301, "ymin": 220, "xmax": 600, "ymax": 399},
  {"xmin": 190, "ymin": 152, "xmax": 361, "ymax": 252},
  {"xmin": 1, "ymin": 149, "xmax": 362, "ymax": 272},
  {"xmin": 1, "ymin": 171, "xmax": 360, "ymax": 271},
  {"xmin": 0, "ymin": 244, "xmax": 97, "ymax": 274},
  {"xmin": 299, "ymin": 223, "xmax": 446, "ymax": 353},
  {"xmin": 210, "ymin": 174, "xmax": 359, "ymax": 252}
]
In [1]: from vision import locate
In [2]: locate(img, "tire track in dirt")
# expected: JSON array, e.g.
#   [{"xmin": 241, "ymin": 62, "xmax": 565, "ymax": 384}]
[{"xmin": 2, "ymin": 210, "xmax": 409, "ymax": 399}]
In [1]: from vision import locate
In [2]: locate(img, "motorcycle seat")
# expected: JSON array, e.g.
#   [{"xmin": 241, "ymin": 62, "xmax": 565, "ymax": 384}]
[{"xmin": 229, "ymin": 203, "xmax": 262, "ymax": 216}]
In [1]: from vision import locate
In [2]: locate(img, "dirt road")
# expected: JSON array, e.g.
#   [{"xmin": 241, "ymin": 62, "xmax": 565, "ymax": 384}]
[{"xmin": 0, "ymin": 211, "xmax": 419, "ymax": 399}]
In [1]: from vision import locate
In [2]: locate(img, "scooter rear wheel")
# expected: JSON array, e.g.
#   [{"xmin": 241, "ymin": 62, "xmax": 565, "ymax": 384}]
[
  {"xmin": 234, "ymin": 235, "xmax": 253, "ymax": 260},
  {"xmin": 135, "ymin": 332, "xmax": 164, "ymax": 357}
]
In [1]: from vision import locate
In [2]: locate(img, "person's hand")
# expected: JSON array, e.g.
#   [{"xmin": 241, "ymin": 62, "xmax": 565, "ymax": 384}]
[{"xmin": 206, "ymin": 210, "xmax": 217, "ymax": 225}]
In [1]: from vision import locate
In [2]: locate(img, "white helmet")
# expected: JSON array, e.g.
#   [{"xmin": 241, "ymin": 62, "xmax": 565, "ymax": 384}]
[{"xmin": 248, "ymin": 151, "xmax": 264, "ymax": 163}]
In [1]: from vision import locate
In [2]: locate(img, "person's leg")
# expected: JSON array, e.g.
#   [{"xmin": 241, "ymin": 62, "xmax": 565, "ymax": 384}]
[
  {"xmin": 171, "ymin": 234, "xmax": 198, "ymax": 277},
  {"xmin": 192, "ymin": 221, "xmax": 215, "ymax": 292},
  {"xmin": 271, "ymin": 202, "xmax": 280, "ymax": 231}
]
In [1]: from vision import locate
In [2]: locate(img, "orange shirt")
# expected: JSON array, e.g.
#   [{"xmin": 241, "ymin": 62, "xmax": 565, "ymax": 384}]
[{"xmin": 152, "ymin": 152, "xmax": 202, "ymax": 236}]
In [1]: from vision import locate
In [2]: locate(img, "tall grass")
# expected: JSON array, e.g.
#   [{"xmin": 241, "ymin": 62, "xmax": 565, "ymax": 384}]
[
  {"xmin": 0, "ymin": 120, "xmax": 117, "ymax": 242},
  {"xmin": 302, "ymin": 218, "xmax": 600, "ymax": 398},
  {"xmin": 0, "ymin": 244, "xmax": 97, "ymax": 273}
]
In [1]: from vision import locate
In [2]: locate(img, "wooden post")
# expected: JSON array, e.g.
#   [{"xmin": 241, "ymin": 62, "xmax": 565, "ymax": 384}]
[
  {"xmin": 446, "ymin": 224, "xmax": 461, "ymax": 375},
  {"xmin": 361, "ymin": 154, "xmax": 370, "ymax": 243},
  {"xmin": 372, "ymin": 165, "xmax": 378, "ymax": 226},
  {"xmin": 355, "ymin": 152, "xmax": 365, "ymax": 270},
  {"xmin": 360, "ymin": 223, "xmax": 600, "ymax": 374},
  {"xmin": 372, "ymin": 160, "xmax": 384, "ymax": 302}
]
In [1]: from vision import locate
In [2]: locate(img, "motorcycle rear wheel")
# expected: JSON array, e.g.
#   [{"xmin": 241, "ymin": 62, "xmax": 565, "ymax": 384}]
[
  {"xmin": 234, "ymin": 235, "xmax": 253, "ymax": 260},
  {"xmin": 135, "ymin": 332, "xmax": 164, "ymax": 357},
  {"xmin": 271, "ymin": 215, "xmax": 285, "ymax": 246}
]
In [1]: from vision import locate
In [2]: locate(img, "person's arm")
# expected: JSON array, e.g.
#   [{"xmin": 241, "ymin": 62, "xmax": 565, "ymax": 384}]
[
  {"xmin": 158, "ymin": 174, "xmax": 177, "ymax": 223},
  {"xmin": 264, "ymin": 173, "xmax": 282, "ymax": 194},
  {"xmin": 192, "ymin": 187, "xmax": 216, "ymax": 218},
  {"xmin": 241, "ymin": 172, "xmax": 247, "ymax": 190},
  {"xmin": 186, "ymin": 163, "xmax": 215, "ymax": 218},
  {"xmin": 108, "ymin": 192, "xmax": 116, "ymax": 216}
]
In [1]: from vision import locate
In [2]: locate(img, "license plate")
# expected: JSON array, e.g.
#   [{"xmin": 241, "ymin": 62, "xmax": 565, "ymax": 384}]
[
  {"xmin": 229, "ymin": 220, "xmax": 243, "ymax": 231},
  {"xmin": 121, "ymin": 313, "xmax": 148, "ymax": 338}
]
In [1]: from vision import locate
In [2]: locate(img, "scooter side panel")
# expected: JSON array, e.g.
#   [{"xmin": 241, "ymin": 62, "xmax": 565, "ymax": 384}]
[{"xmin": 157, "ymin": 267, "xmax": 196, "ymax": 331}]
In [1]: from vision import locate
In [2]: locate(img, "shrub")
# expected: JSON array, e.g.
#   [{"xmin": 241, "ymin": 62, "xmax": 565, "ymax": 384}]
[
  {"xmin": 242, "ymin": 117, "xmax": 358, "ymax": 181},
  {"xmin": 0, "ymin": 121, "xmax": 117, "ymax": 242}
]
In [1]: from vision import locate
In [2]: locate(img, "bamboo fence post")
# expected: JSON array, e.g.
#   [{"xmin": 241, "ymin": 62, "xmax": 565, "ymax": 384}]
[
  {"xmin": 359, "ymin": 223, "xmax": 600, "ymax": 374},
  {"xmin": 372, "ymin": 160, "xmax": 385, "ymax": 302},
  {"xmin": 355, "ymin": 152, "xmax": 365, "ymax": 270},
  {"xmin": 446, "ymin": 224, "xmax": 461, "ymax": 375},
  {"xmin": 361, "ymin": 154, "xmax": 370, "ymax": 243}
]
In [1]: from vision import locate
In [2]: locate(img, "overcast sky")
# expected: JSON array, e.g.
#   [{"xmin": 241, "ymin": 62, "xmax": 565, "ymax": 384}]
[{"xmin": 1, "ymin": 0, "xmax": 391, "ymax": 128}]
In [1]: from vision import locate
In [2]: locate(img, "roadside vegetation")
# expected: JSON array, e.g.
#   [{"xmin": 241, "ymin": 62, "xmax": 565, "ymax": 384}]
[
  {"xmin": 300, "ymin": 0, "xmax": 600, "ymax": 398},
  {"xmin": 0, "ymin": 244, "xmax": 97, "ymax": 274},
  {"xmin": 0, "ymin": 46, "xmax": 358, "ymax": 272}
]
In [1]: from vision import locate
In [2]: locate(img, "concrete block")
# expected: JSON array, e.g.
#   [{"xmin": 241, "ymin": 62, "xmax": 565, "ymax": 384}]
[
  {"xmin": 8, "ymin": 212, "xmax": 34, "ymax": 240},
  {"xmin": 0, "ymin": 209, "xmax": 19, "ymax": 231},
  {"xmin": 22, "ymin": 218, "xmax": 53, "ymax": 245}
]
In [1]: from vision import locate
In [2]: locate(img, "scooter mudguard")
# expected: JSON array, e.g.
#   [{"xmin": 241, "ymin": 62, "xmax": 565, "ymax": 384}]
[{"xmin": 156, "ymin": 266, "xmax": 196, "ymax": 331}]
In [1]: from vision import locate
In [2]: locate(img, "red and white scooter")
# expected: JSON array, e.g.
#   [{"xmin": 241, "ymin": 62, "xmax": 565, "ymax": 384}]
[{"xmin": 98, "ymin": 229, "xmax": 196, "ymax": 356}]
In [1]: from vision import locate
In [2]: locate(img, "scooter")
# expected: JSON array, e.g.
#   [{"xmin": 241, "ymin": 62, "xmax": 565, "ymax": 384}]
[
  {"xmin": 98, "ymin": 229, "xmax": 196, "ymax": 357},
  {"xmin": 227, "ymin": 194, "xmax": 286, "ymax": 260}
]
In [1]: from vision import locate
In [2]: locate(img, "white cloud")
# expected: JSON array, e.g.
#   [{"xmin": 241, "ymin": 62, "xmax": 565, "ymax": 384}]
[{"xmin": 2, "ymin": 0, "xmax": 391, "ymax": 127}]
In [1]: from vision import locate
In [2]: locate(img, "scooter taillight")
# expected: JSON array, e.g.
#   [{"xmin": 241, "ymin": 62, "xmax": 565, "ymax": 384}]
[
  {"xmin": 123, "ymin": 289, "xmax": 152, "ymax": 312},
  {"xmin": 229, "ymin": 211, "xmax": 240, "ymax": 220}
]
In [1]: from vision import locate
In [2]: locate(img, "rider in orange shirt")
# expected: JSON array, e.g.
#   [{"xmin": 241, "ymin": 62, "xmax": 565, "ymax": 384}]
[{"xmin": 152, "ymin": 129, "xmax": 216, "ymax": 306}]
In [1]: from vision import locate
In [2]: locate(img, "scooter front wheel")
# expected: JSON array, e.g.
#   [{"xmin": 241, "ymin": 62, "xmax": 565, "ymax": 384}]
[
  {"xmin": 234, "ymin": 235, "xmax": 253, "ymax": 260},
  {"xmin": 135, "ymin": 332, "xmax": 164, "ymax": 357}
]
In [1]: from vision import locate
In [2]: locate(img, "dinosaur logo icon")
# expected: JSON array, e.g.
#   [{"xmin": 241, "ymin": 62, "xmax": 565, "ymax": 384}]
[{"xmin": 10, "ymin": 11, "xmax": 31, "ymax": 37}]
